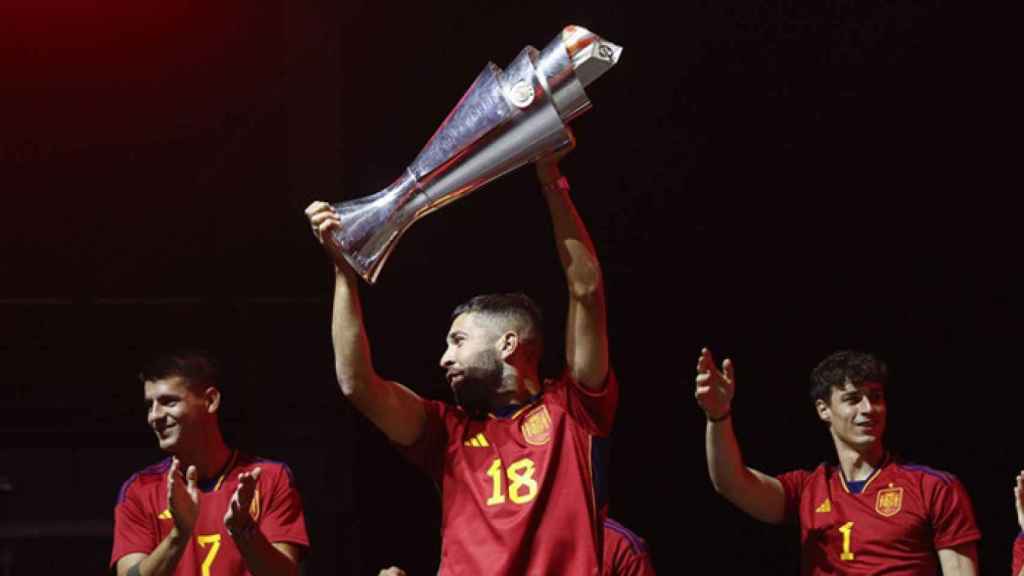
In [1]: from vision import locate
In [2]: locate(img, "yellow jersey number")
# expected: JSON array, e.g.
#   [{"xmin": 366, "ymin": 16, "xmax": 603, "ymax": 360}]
[
  {"xmin": 485, "ymin": 458, "xmax": 539, "ymax": 506},
  {"xmin": 196, "ymin": 533, "xmax": 222, "ymax": 576},
  {"xmin": 838, "ymin": 521, "xmax": 855, "ymax": 561}
]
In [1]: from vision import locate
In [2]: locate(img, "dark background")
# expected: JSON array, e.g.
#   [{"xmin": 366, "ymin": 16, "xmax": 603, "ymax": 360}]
[{"xmin": 0, "ymin": 0, "xmax": 1010, "ymax": 574}]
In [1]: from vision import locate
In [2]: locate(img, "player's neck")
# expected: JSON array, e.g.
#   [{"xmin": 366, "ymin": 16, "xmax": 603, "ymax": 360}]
[
  {"xmin": 183, "ymin": 430, "xmax": 232, "ymax": 482},
  {"xmin": 512, "ymin": 371, "xmax": 541, "ymax": 404},
  {"xmin": 492, "ymin": 369, "xmax": 540, "ymax": 408},
  {"xmin": 834, "ymin": 441, "xmax": 886, "ymax": 481},
  {"xmin": 520, "ymin": 371, "xmax": 540, "ymax": 398}
]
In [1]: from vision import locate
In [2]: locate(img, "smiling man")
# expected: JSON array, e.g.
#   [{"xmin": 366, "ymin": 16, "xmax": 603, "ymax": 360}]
[
  {"xmin": 695, "ymin": 349, "xmax": 981, "ymax": 575},
  {"xmin": 110, "ymin": 350, "xmax": 309, "ymax": 576}
]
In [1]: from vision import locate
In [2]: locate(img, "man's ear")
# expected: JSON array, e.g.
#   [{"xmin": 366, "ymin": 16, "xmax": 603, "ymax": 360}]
[
  {"xmin": 497, "ymin": 331, "xmax": 519, "ymax": 361},
  {"xmin": 815, "ymin": 398, "xmax": 831, "ymax": 424},
  {"xmin": 203, "ymin": 387, "xmax": 221, "ymax": 415}
]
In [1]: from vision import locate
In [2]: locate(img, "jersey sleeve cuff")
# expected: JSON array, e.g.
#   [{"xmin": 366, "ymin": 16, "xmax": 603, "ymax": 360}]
[{"xmin": 933, "ymin": 530, "xmax": 983, "ymax": 551}]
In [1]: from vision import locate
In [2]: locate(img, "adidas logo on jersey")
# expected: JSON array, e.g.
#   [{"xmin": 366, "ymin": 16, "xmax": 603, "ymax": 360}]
[{"xmin": 464, "ymin": 433, "xmax": 490, "ymax": 447}]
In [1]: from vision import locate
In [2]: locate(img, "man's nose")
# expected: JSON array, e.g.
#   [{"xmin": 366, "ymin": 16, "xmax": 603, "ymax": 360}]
[
  {"xmin": 860, "ymin": 397, "xmax": 878, "ymax": 413},
  {"xmin": 148, "ymin": 404, "xmax": 163, "ymax": 424}
]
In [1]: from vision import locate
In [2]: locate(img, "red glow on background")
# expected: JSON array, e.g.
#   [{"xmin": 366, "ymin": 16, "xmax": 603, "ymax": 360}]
[{"xmin": 1, "ymin": 0, "xmax": 265, "ymax": 148}]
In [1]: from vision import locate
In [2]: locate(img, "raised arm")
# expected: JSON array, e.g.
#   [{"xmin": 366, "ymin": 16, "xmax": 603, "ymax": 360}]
[
  {"xmin": 695, "ymin": 348, "xmax": 787, "ymax": 524},
  {"xmin": 306, "ymin": 201, "xmax": 425, "ymax": 446},
  {"xmin": 536, "ymin": 138, "xmax": 609, "ymax": 390}
]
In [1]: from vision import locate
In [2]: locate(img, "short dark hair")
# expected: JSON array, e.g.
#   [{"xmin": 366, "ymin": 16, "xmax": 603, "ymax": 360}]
[
  {"xmin": 452, "ymin": 293, "xmax": 544, "ymax": 359},
  {"xmin": 810, "ymin": 350, "xmax": 888, "ymax": 404},
  {"xmin": 139, "ymin": 349, "xmax": 221, "ymax": 393}
]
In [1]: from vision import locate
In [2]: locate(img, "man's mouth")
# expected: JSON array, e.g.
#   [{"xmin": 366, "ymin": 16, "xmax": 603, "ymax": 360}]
[{"xmin": 447, "ymin": 371, "xmax": 465, "ymax": 387}]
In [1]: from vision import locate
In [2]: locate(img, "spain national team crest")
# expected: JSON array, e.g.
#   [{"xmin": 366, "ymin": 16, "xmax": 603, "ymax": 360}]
[
  {"xmin": 521, "ymin": 405, "xmax": 552, "ymax": 446},
  {"xmin": 875, "ymin": 486, "xmax": 903, "ymax": 517}
]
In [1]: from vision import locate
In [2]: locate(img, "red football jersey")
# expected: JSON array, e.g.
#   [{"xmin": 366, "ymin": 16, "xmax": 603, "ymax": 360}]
[
  {"xmin": 1012, "ymin": 533, "xmax": 1024, "ymax": 576},
  {"xmin": 602, "ymin": 518, "xmax": 655, "ymax": 576},
  {"xmin": 778, "ymin": 458, "xmax": 980, "ymax": 575},
  {"xmin": 110, "ymin": 451, "xmax": 309, "ymax": 575},
  {"xmin": 398, "ymin": 371, "xmax": 618, "ymax": 575}
]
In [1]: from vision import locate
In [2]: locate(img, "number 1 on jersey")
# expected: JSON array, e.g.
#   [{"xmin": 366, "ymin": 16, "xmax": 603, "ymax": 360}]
[
  {"xmin": 486, "ymin": 459, "xmax": 507, "ymax": 505},
  {"xmin": 838, "ymin": 521, "xmax": 855, "ymax": 561}
]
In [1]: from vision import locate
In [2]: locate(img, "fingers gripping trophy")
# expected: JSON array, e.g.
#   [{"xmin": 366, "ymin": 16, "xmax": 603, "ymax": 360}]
[{"xmin": 317, "ymin": 25, "xmax": 622, "ymax": 283}]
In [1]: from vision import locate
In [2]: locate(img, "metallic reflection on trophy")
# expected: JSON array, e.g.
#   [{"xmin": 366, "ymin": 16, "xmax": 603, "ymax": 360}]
[{"xmin": 331, "ymin": 25, "xmax": 623, "ymax": 283}]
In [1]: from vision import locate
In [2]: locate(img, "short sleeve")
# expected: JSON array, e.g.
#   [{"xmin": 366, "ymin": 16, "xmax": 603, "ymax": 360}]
[{"xmin": 110, "ymin": 476, "xmax": 159, "ymax": 568}]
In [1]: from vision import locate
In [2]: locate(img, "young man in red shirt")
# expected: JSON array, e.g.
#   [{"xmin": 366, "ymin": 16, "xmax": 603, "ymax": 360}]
[
  {"xmin": 696, "ymin": 348, "xmax": 980, "ymax": 575},
  {"xmin": 111, "ymin": 351, "xmax": 309, "ymax": 576}
]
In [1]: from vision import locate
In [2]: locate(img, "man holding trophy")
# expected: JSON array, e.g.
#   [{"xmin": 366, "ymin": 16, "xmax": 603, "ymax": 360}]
[
  {"xmin": 306, "ymin": 139, "xmax": 616, "ymax": 573},
  {"xmin": 304, "ymin": 25, "xmax": 622, "ymax": 574}
]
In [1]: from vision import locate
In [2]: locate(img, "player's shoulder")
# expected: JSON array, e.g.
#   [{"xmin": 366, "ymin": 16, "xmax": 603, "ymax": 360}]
[
  {"xmin": 605, "ymin": 518, "xmax": 650, "ymax": 556},
  {"xmin": 419, "ymin": 396, "xmax": 464, "ymax": 423},
  {"xmin": 236, "ymin": 452, "xmax": 297, "ymax": 482},
  {"xmin": 890, "ymin": 461, "xmax": 962, "ymax": 486},
  {"xmin": 116, "ymin": 457, "xmax": 172, "ymax": 504},
  {"xmin": 536, "ymin": 370, "xmax": 575, "ymax": 406},
  {"xmin": 541, "ymin": 368, "xmax": 617, "ymax": 402},
  {"xmin": 780, "ymin": 462, "xmax": 831, "ymax": 483}
]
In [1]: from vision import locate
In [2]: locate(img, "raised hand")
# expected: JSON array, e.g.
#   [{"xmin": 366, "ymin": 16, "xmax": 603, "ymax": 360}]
[
  {"xmin": 1015, "ymin": 470, "xmax": 1024, "ymax": 531},
  {"xmin": 695, "ymin": 347, "xmax": 735, "ymax": 421},
  {"xmin": 224, "ymin": 467, "xmax": 262, "ymax": 537},
  {"xmin": 536, "ymin": 129, "xmax": 576, "ymax": 185},
  {"xmin": 167, "ymin": 457, "xmax": 199, "ymax": 536},
  {"xmin": 304, "ymin": 201, "xmax": 345, "ymax": 261}
]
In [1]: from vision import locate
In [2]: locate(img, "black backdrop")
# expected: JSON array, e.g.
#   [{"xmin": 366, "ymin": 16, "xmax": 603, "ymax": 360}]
[{"xmin": 0, "ymin": 1, "xmax": 1010, "ymax": 574}]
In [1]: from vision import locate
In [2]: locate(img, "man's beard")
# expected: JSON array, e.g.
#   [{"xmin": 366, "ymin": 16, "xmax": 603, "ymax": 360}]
[{"xmin": 453, "ymin": 354, "xmax": 503, "ymax": 418}]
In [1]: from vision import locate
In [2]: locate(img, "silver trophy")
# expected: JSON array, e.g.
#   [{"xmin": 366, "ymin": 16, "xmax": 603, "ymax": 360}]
[{"xmin": 330, "ymin": 25, "xmax": 622, "ymax": 283}]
